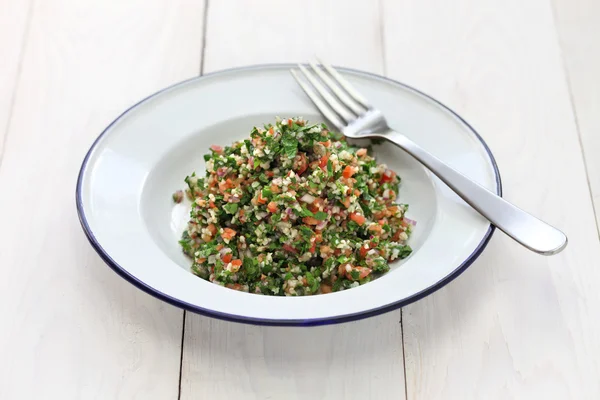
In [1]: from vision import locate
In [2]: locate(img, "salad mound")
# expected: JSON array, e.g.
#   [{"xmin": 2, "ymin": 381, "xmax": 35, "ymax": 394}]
[{"xmin": 176, "ymin": 117, "xmax": 413, "ymax": 296}]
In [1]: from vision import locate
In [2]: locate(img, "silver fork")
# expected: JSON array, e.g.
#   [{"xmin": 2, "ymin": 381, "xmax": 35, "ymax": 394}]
[{"xmin": 291, "ymin": 61, "xmax": 567, "ymax": 255}]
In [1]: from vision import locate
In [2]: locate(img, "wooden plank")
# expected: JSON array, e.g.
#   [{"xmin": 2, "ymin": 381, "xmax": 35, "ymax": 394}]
[
  {"xmin": 552, "ymin": 0, "xmax": 600, "ymax": 227},
  {"xmin": 0, "ymin": 0, "xmax": 32, "ymax": 160},
  {"xmin": 180, "ymin": 1, "xmax": 407, "ymax": 399},
  {"xmin": 0, "ymin": 0, "xmax": 205, "ymax": 398},
  {"xmin": 382, "ymin": 0, "xmax": 600, "ymax": 398}
]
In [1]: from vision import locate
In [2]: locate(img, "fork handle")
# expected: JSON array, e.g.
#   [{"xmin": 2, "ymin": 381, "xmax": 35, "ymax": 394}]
[{"xmin": 383, "ymin": 130, "xmax": 567, "ymax": 255}]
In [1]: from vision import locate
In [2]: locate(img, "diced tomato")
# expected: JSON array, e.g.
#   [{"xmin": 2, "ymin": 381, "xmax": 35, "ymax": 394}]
[
  {"xmin": 349, "ymin": 212, "xmax": 366, "ymax": 226},
  {"xmin": 309, "ymin": 242, "xmax": 316, "ymax": 253},
  {"xmin": 359, "ymin": 244, "xmax": 370, "ymax": 258},
  {"xmin": 342, "ymin": 166, "xmax": 356, "ymax": 179},
  {"xmin": 288, "ymin": 119, "xmax": 293, "ymax": 127},
  {"xmin": 320, "ymin": 283, "xmax": 332, "ymax": 294},
  {"xmin": 342, "ymin": 198, "xmax": 351, "ymax": 208},
  {"xmin": 373, "ymin": 211, "xmax": 385, "ymax": 220},
  {"xmin": 283, "ymin": 244, "xmax": 298, "ymax": 254},
  {"xmin": 266, "ymin": 171, "xmax": 274, "ymax": 177},
  {"xmin": 356, "ymin": 148, "xmax": 367, "ymax": 157},
  {"xmin": 320, "ymin": 245, "xmax": 332, "ymax": 256},
  {"xmin": 380, "ymin": 169, "xmax": 396, "ymax": 183},
  {"xmin": 268, "ymin": 126, "xmax": 274, "ymax": 135},
  {"xmin": 368, "ymin": 224, "xmax": 382, "ymax": 233},
  {"xmin": 222, "ymin": 253, "xmax": 233, "ymax": 263},
  {"xmin": 303, "ymin": 216, "xmax": 319, "ymax": 225},
  {"xmin": 218, "ymin": 178, "xmax": 233, "ymax": 193},
  {"xmin": 210, "ymin": 144, "xmax": 223, "ymax": 154},
  {"xmin": 222, "ymin": 228, "xmax": 237, "ymax": 240},
  {"xmin": 209, "ymin": 201, "xmax": 216, "ymax": 208},
  {"xmin": 293, "ymin": 153, "xmax": 308, "ymax": 175},
  {"xmin": 320, "ymin": 140, "xmax": 331, "ymax": 148},
  {"xmin": 207, "ymin": 224, "xmax": 217, "ymax": 236},
  {"xmin": 270, "ymin": 184, "xmax": 281, "ymax": 194},
  {"xmin": 319, "ymin": 154, "xmax": 329, "ymax": 170},
  {"xmin": 257, "ymin": 192, "xmax": 268, "ymax": 204},
  {"xmin": 230, "ymin": 259, "xmax": 242, "ymax": 267},
  {"xmin": 267, "ymin": 201, "xmax": 278, "ymax": 213},
  {"xmin": 392, "ymin": 230, "xmax": 403, "ymax": 241},
  {"xmin": 225, "ymin": 283, "xmax": 242, "ymax": 290},
  {"xmin": 346, "ymin": 266, "xmax": 372, "ymax": 281},
  {"xmin": 311, "ymin": 197, "xmax": 324, "ymax": 209}
]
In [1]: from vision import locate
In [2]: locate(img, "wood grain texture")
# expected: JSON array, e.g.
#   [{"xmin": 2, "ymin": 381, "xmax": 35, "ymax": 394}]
[
  {"xmin": 552, "ymin": 0, "xmax": 600, "ymax": 227},
  {"xmin": 382, "ymin": 0, "xmax": 600, "ymax": 399},
  {"xmin": 0, "ymin": 0, "xmax": 204, "ymax": 398},
  {"xmin": 180, "ymin": 2, "xmax": 407, "ymax": 400},
  {"xmin": 0, "ymin": 0, "xmax": 32, "ymax": 161}
]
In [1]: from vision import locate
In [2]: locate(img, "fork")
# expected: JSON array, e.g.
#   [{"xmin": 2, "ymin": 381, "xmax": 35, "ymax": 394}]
[{"xmin": 291, "ymin": 61, "xmax": 567, "ymax": 256}]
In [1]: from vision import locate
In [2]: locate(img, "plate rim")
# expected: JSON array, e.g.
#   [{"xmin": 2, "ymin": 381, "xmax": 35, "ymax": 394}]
[{"xmin": 75, "ymin": 63, "xmax": 502, "ymax": 326}]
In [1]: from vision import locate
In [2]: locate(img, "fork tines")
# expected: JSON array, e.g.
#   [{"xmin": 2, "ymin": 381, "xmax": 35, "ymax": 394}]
[{"xmin": 290, "ymin": 60, "xmax": 371, "ymax": 130}]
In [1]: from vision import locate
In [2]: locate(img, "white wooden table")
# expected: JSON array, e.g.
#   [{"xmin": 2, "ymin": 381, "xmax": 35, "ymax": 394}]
[{"xmin": 1, "ymin": 1, "xmax": 599, "ymax": 399}]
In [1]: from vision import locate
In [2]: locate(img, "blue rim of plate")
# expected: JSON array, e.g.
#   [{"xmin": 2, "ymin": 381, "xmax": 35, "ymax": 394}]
[{"xmin": 76, "ymin": 64, "xmax": 502, "ymax": 326}]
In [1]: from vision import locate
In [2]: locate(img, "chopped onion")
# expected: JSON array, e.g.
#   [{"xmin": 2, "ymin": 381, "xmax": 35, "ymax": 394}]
[
  {"xmin": 316, "ymin": 220, "xmax": 327, "ymax": 231},
  {"xmin": 207, "ymin": 255, "xmax": 216, "ymax": 264},
  {"xmin": 404, "ymin": 217, "xmax": 417, "ymax": 226},
  {"xmin": 277, "ymin": 222, "xmax": 291, "ymax": 230},
  {"xmin": 230, "ymin": 195, "xmax": 240, "ymax": 203},
  {"xmin": 219, "ymin": 247, "xmax": 232, "ymax": 257},
  {"xmin": 300, "ymin": 193, "xmax": 315, "ymax": 203},
  {"xmin": 217, "ymin": 167, "xmax": 228, "ymax": 177}
]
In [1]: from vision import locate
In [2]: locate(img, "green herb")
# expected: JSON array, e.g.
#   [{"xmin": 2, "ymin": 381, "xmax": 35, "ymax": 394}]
[
  {"xmin": 282, "ymin": 135, "xmax": 298, "ymax": 159},
  {"xmin": 299, "ymin": 226, "xmax": 314, "ymax": 240},
  {"xmin": 305, "ymin": 271, "xmax": 319, "ymax": 293},
  {"xmin": 223, "ymin": 203, "xmax": 238, "ymax": 214},
  {"xmin": 314, "ymin": 211, "xmax": 327, "ymax": 221},
  {"xmin": 300, "ymin": 207, "xmax": 314, "ymax": 217}
]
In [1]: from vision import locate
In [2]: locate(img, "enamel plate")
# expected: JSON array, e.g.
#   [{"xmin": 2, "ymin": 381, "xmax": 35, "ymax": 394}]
[{"xmin": 76, "ymin": 64, "xmax": 501, "ymax": 325}]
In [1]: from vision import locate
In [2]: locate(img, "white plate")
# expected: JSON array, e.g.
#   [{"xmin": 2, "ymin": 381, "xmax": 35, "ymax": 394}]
[{"xmin": 76, "ymin": 65, "xmax": 501, "ymax": 325}]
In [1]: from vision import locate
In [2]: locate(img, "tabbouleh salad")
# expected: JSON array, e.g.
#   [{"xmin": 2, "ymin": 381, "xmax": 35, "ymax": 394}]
[{"xmin": 173, "ymin": 117, "xmax": 414, "ymax": 296}]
